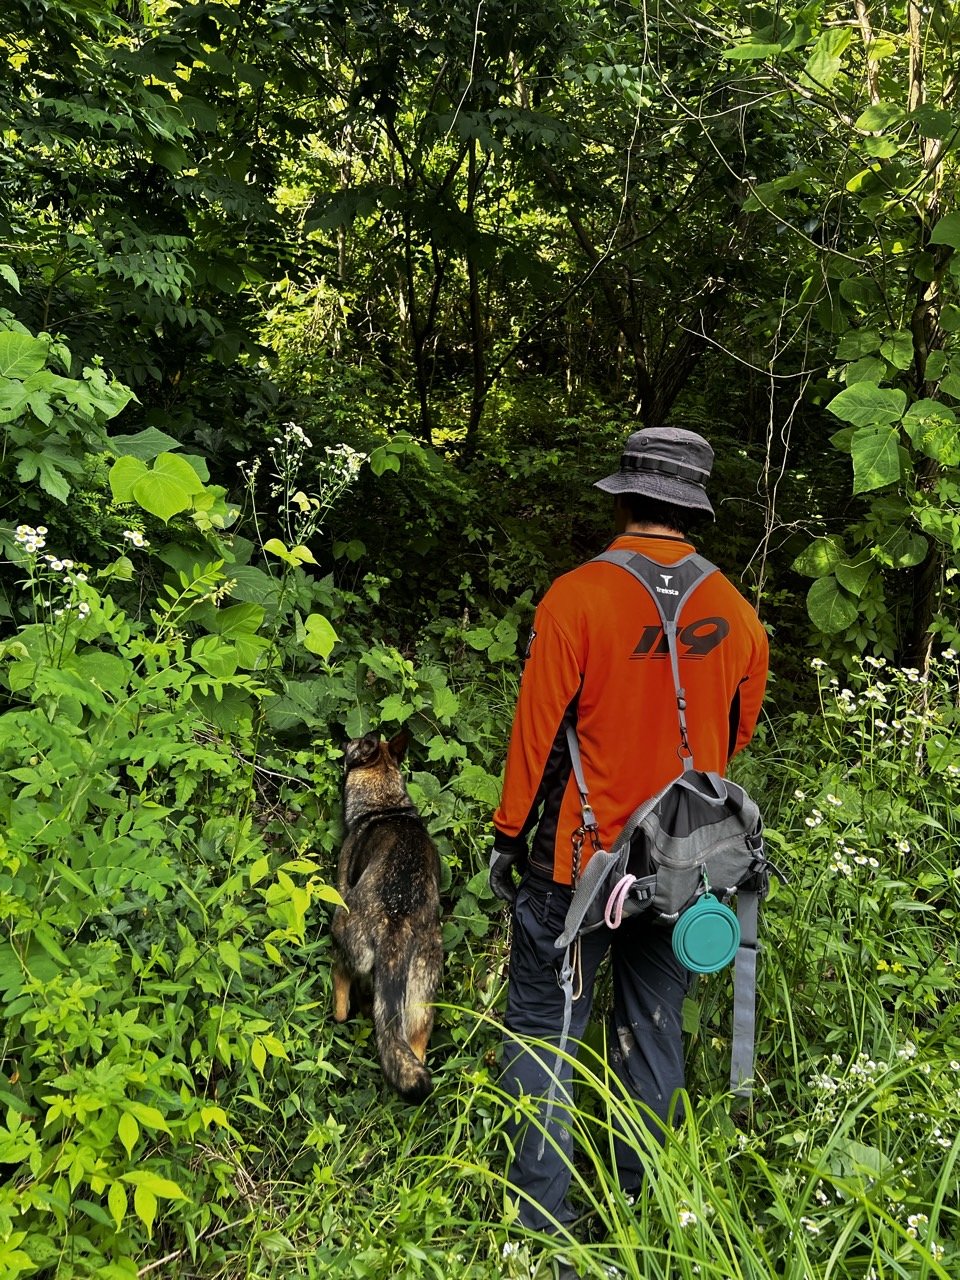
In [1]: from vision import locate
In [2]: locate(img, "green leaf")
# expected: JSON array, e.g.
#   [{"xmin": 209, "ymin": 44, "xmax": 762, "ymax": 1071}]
[
  {"xmin": 854, "ymin": 102, "xmax": 905, "ymax": 133},
  {"xmin": 723, "ymin": 42, "xmax": 782, "ymax": 60},
  {"xmin": 379, "ymin": 692, "xmax": 412, "ymax": 722},
  {"xmin": 432, "ymin": 685, "xmax": 460, "ymax": 722},
  {"xmin": 191, "ymin": 636, "xmax": 239, "ymax": 678},
  {"xmin": 936, "ymin": 215, "xmax": 960, "ymax": 249},
  {"xmin": 844, "ymin": 357, "xmax": 886, "ymax": 385},
  {"xmin": 0, "ymin": 265, "xmax": 20, "ymax": 294},
  {"xmin": 217, "ymin": 939, "xmax": 242, "ymax": 973},
  {"xmin": 879, "ymin": 527, "xmax": 928, "ymax": 569},
  {"xmin": 251, "ymin": 1038, "xmax": 267, "ymax": 1074},
  {"xmin": 835, "ymin": 330, "xmax": 881, "ymax": 359},
  {"xmin": 940, "ymin": 372, "xmax": 960, "ymax": 400},
  {"xmin": 133, "ymin": 1185, "xmax": 157, "ymax": 1234},
  {"xmin": 109, "ymin": 455, "xmax": 149, "ymax": 503},
  {"xmin": 835, "ymin": 558, "xmax": 873, "ymax": 597},
  {"xmin": 880, "ymin": 332, "xmax": 914, "ymax": 371},
  {"xmin": 463, "ymin": 627, "xmax": 493, "ymax": 650},
  {"xmin": 210, "ymin": 602, "xmax": 265, "ymax": 638},
  {"xmin": 129, "ymin": 451, "xmax": 202, "ymax": 521},
  {"xmin": 117, "ymin": 1111, "xmax": 139, "ymax": 1159},
  {"xmin": 302, "ymin": 613, "xmax": 338, "ymax": 659},
  {"xmin": 827, "ymin": 383, "xmax": 906, "ymax": 427},
  {"xmin": 107, "ymin": 427, "xmax": 180, "ymax": 460},
  {"xmin": 910, "ymin": 107, "xmax": 956, "ymax": 141},
  {"xmin": 151, "ymin": 451, "xmax": 204, "ymax": 494},
  {"xmin": 851, "ymin": 426, "xmax": 902, "ymax": 493},
  {"xmin": 940, "ymin": 304, "xmax": 960, "ymax": 333},
  {"xmin": 0, "ymin": 332, "xmax": 47, "ymax": 379},
  {"xmin": 807, "ymin": 577, "xmax": 858, "ymax": 633},
  {"xmin": 108, "ymin": 1181, "xmax": 126, "ymax": 1230},
  {"xmin": 925, "ymin": 351, "xmax": 948, "ymax": 381},
  {"xmin": 263, "ymin": 537, "xmax": 297, "ymax": 565},
  {"xmin": 125, "ymin": 1102, "xmax": 171, "ymax": 1134},
  {"xmin": 792, "ymin": 536, "xmax": 844, "ymax": 578},
  {"xmin": 801, "ymin": 28, "xmax": 852, "ymax": 89}
]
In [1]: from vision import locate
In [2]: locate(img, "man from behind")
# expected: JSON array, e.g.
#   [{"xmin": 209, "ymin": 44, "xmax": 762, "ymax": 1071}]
[{"xmin": 490, "ymin": 427, "xmax": 769, "ymax": 1264}]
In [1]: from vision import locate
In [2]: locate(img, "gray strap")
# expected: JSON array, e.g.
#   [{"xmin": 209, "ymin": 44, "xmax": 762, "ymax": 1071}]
[
  {"xmin": 730, "ymin": 890, "xmax": 759, "ymax": 1097},
  {"xmin": 564, "ymin": 724, "xmax": 597, "ymax": 832},
  {"xmin": 539, "ymin": 946, "xmax": 576, "ymax": 1160}
]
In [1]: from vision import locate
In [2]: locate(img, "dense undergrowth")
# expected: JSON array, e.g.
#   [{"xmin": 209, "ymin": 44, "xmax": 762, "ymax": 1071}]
[{"xmin": 1, "ymin": 457, "xmax": 958, "ymax": 1278}]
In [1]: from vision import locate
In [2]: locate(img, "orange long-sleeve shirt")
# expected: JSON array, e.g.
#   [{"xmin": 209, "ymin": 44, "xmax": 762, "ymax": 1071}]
[{"xmin": 493, "ymin": 533, "xmax": 769, "ymax": 885}]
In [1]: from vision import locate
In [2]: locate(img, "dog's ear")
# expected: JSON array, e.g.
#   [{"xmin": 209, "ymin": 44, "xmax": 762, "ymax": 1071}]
[
  {"xmin": 387, "ymin": 729, "xmax": 410, "ymax": 763},
  {"xmin": 345, "ymin": 733, "xmax": 381, "ymax": 770}
]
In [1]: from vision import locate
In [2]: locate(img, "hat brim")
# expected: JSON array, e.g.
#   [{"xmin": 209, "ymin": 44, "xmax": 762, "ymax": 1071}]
[{"xmin": 594, "ymin": 471, "xmax": 715, "ymax": 517}]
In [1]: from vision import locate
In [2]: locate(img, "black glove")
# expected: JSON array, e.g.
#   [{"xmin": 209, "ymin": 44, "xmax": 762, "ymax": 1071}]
[{"xmin": 489, "ymin": 846, "xmax": 520, "ymax": 905}]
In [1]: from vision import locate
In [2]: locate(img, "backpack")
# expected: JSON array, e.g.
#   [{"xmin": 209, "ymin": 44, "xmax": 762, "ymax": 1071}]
[{"xmin": 549, "ymin": 550, "xmax": 778, "ymax": 1108}]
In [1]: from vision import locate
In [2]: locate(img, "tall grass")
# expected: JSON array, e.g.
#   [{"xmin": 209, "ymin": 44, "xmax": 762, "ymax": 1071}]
[{"xmin": 212, "ymin": 654, "xmax": 959, "ymax": 1279}]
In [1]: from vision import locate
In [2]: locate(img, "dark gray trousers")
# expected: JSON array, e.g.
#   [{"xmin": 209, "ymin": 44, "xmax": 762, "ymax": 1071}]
[{"xmin": 501, "ymin": 872, "xmax": 690, "ymax": 1232}]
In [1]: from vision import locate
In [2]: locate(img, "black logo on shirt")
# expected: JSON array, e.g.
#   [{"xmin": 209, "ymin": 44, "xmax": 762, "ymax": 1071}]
[{"xmin": 631, "ymin": 616, "xmax": 730, "ymax": 660}]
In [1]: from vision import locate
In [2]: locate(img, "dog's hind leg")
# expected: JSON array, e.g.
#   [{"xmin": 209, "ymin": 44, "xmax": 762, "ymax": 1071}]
[{"xmin": 332, "ymin": 961, "xmax": 351, "ymax": 1022}]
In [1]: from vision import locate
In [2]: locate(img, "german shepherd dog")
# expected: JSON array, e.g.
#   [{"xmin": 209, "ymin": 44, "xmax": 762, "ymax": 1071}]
[{"xmin": 331, "ymin": 731, "xmax": 442, "ymax": 1103}]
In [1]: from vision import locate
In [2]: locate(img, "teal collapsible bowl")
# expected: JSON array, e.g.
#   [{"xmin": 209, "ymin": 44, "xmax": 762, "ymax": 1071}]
[{"xmin": 672, "ymin": 893, "xmax": 741, "ymax": 973}]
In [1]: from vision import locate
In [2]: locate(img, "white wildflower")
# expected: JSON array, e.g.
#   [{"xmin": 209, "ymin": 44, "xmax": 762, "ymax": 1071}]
[
  {"xmin": 800, "ymin": 1216, "xmax": 821, "ymax": 1235},
  {"xmin": 826, "ymin": 793, "xmax": 842, "ymax": 807},
  {"xmin": 122, "ymin": 529, "xmax": 150, "ymax": 549},
  {"xmin": 678, "ymin": 1209, "xmax": 698, "ymax": 1228},
  {"xmin": 810, "ymin": 657, "xmax": 827, "ymax": 670},
  {"xmin": 897, "ymin": 1042, "xmax": 917, "ymax": 1061},
  {"xmin": 907, "ymin": 1213, "xmax": 928, "ymax": 1228},
  {"xmin": 897, "ymin": 839, "xmax": 911, "ymax": 854},
  {"xmin": 794, "ymin": 788, "xmax": 806, "ymax": 800}
]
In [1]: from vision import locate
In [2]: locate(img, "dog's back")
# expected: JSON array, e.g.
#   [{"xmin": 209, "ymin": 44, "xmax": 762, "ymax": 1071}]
[{"xmin": 332, "ymin": 732, "xmax": 442, "ymax": 1102}]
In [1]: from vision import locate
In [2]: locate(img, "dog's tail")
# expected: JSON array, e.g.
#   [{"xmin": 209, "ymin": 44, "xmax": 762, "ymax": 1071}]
[{"xmin": 373, "ymin": 939, "xmax": 435, "ymax": 1104}]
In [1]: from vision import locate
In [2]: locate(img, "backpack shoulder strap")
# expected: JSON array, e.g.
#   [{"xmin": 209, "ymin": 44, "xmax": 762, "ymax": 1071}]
[
  {"xmin": 592, "ymin": 549, "xmax": 719, "ymax": 628},
  {"xmin": 592, "ymin": 549, "xmax": 719, "ymax": 769}
]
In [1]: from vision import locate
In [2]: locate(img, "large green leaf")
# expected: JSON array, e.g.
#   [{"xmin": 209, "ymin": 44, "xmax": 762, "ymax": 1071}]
[
  {"xmin": 792, "ymin": 536, "xmax": 844, "ymax": 578},
  {"xmin": 929, "ymin": 213, "xmax": 960, "ymax": 248},
  {"xmin": 801, "ymin": 28, "xmax": 852, "ymax": 89},
  {"xmin": 835, "ymin": 330, "xmax": 881, "ymax": 359},
  {"xmin": 131, "ymin": 470, "xmax": 192, "ymax": 521},
  {"xmin": 302, "ymin": 613, "xmax": 338, "ymax": 659},
  {"xmin": 851, "ymin": 426, "xmax": 902, "ymax": 493},
  {"xmin": 210, "ymin": 602, "xmax": 265, "ymax": 638},
  {"xmin": 854, "ymin": 102, "xmax": 905, "ymax": 132},
  {"xmin": 828, "ymin": 383, "xmax": 906, "ymax": 427},
  {"xmin": 880, "ymin": 332, "xmax": 914, "ymax": 371},
  {"xmin": 0, "ymin": 332, "xmax": 47, "ymax": 380},
  {"xmin": 843, "ymin": 357, "xmax": 885, "ymax": 386},
  {"xmin": 151, "ymin": 451, "xmax": 204, "ymax": 494},
  {"xmin": 835, "ymin": 558, "xmax": 873, "ymax": 597},
  {"xmin": 110, "ymin": 455, "xmax": 149, "ymax": 502},
  {"xmin": 107, "ymin": 427, "xmax": 180, "ymax": 459},
  {"xmin": 879, "ymin": 527, "xmax": 928, "ymax": 569},
  {"xmin": 807, "ymin": 577, "xmax": 858, "ymax": 634}
]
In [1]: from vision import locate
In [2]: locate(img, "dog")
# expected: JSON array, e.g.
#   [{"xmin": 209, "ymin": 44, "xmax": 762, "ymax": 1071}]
[{"xmin": 331, "ymin": 730, "xmax": 442, "ymax": 1103}]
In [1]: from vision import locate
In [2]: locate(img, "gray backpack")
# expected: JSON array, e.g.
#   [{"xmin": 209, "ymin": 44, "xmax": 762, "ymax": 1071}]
[{"xmin": 551, "ymin": 550, "xmax": 775, "ymax": 1107}]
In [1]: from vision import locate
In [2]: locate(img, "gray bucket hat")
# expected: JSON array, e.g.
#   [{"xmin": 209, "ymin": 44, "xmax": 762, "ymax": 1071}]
[{"xmin": 594, "ymin": 426, "xmax": 715, "ymax": 516}]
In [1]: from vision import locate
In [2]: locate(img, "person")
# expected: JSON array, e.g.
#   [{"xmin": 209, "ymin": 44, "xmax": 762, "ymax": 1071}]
[{"xmin": 489, "ymin": 426, "xmax": 769, "ymax": 1253}]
